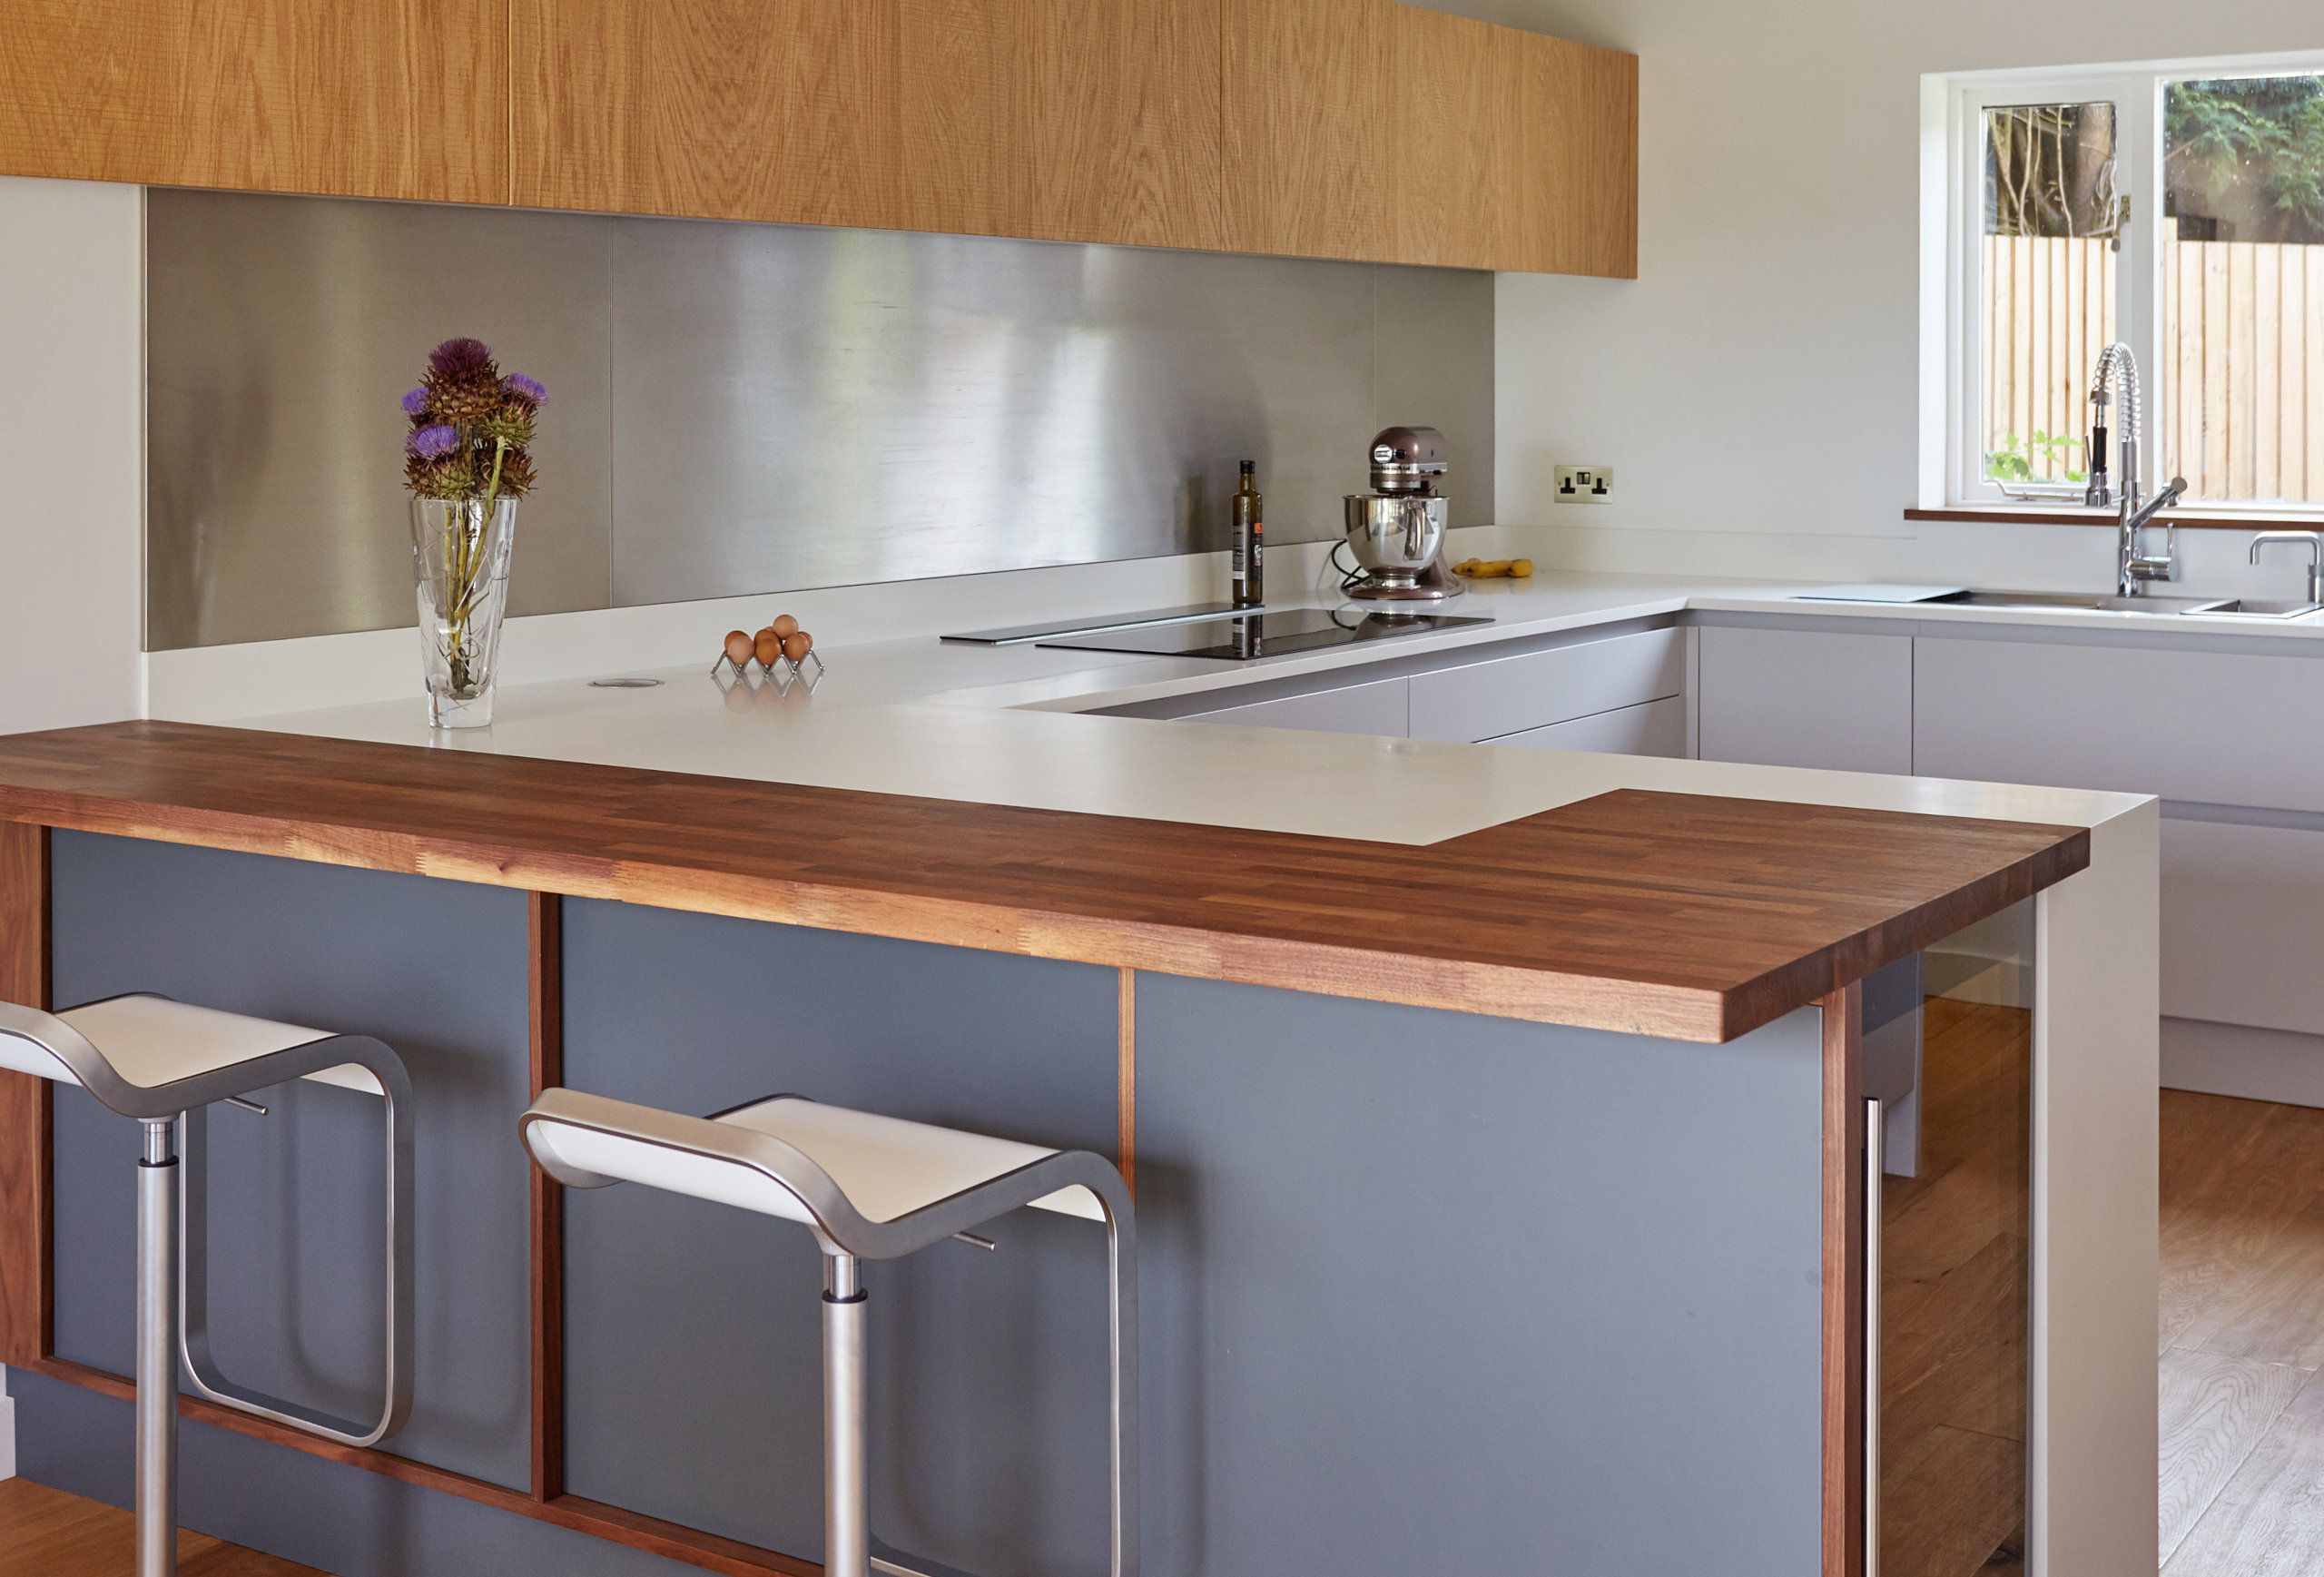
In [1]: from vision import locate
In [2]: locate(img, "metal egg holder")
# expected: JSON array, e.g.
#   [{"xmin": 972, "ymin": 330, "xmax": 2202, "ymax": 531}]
[
  {"xmin": 712, "ymin": 618, "xmax": 826, "ymax": 694},
  {"xmin": 711, "ymin": 647, "xmax": 825, "ymax": 693}
]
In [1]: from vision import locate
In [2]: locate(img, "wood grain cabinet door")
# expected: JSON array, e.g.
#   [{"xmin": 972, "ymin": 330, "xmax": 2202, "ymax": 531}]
[
  {"xmin": 1220, "ymin": 0, "xmax": 1384, "ymax": 261},
  {"xmin": 1378, "ymin": 2, "xmax": 1504, "ymax": 271},
  {"xmin": 511, "ymin": 0, "xmax": 932, "ymax": 231},
  {"xmin": 1492, "ymin": 27, "xmax": 1637, "ymax": 278},
  {"xmin": 1227, "ymin": 0, "xmax": 1635, "ymax": 275},
  {"xmin": 514, "ymin": 0, "xmax": 1222, "ymax": 248},
  {"xmin": 1009, "ymin": 0, "xmax": 1224, "ymax": 250},
  {"xmin": 0, "ymin": 0, "xmax": 508, "ymax": 203}
]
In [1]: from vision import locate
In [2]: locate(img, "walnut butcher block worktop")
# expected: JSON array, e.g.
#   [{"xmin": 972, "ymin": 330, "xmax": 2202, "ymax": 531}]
[{"xmin": 0, "ymin": 721, "xmax": 2088, "ymax": 1042}]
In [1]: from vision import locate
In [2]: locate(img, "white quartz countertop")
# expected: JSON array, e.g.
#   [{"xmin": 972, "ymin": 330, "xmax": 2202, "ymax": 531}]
[{"xmin": 231, "ymin": 572, "xmax": 2157, "ymax": 844}]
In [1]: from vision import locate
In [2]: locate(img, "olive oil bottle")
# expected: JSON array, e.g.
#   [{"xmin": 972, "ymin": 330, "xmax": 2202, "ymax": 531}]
[{"xmin": 1231, "ymin": 459, "xmax": 1264, "ymax": 609}]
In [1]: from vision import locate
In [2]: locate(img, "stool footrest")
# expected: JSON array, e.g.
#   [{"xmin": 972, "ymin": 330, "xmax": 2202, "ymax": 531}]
[
  {"xmin": 175, "ymin": 1092, "xmax": 416, "ymax": 1450},
  {"xmin": 871, "ymin": 1538, "xmax": 980, "ymax": 1577}
]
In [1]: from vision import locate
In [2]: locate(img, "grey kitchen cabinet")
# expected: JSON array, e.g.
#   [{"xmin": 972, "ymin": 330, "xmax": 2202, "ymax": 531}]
[
  {"xmin": 1914, "ymin": 630, "xmax": 2324, "ymax": 1096},
  {"xmin": 1178, "ymin": 674, "xmax": 1410, "ymax": 735},
  {"xmin": 2161, "ymin": 817, "xmax": 2324, "ymax": 1035},
  {"xmin": 1483, "ymin": 695, "xmax": 1688, "ymax": 757},
  {"xmin": 1407, "ymin": 626, "xmax": 1684, "ymax": 744},
  {"xmin": 1108, "ymin": 619, "xmax": 1690, "ymax": 751},
  {"xmin": 1912, "ymin": 635, "xmax": 2324, "ymax": 813},
  {"xmin": 1695, "ymin": 623, "xmax": 1914, "ymax": 774}
]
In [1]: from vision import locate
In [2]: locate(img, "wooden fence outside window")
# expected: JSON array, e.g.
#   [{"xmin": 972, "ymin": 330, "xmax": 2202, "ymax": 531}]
[{"xmin": 1981, "ymin": 228, "xmax": 2324, "ymax": 503}]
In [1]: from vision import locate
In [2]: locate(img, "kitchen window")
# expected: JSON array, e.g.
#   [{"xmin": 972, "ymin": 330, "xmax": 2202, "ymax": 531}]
[{"xmin": 1933, "ymin": 59, "xmax": 2324, "ymax": 508}]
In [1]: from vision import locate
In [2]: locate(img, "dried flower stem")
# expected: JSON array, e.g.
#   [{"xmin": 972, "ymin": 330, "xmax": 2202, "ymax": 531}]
[{"xmin": 439, "ymin": 439, "xmax": 511, "ymax": 697}]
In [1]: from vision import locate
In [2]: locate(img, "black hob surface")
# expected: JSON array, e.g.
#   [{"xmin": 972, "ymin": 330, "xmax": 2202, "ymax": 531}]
[{"xmin": 1034, "ymin": 606, "xmax": 1492, "ymax": 661}]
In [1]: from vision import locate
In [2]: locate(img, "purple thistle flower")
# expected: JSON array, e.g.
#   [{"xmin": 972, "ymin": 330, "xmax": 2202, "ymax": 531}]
[
  {"xmin": 399, "ymin": 386, "xmax": 429, "ymax": 418},
  {"xmin": 501, "ymin": 373, "xmax": 548, "ymax": 409},
  {"xmin": 427, "ymin": 337, "xmax": 495, "ymax": 379},
  {"xmin": 407, "ymin": 423, "xmax": 460, "ymax": 458}
]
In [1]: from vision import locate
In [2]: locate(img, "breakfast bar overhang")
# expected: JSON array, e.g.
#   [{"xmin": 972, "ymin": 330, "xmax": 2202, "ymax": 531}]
[{"xmin": 0, "ymin": 718, "xmax": 2158, "ymax": 1577}]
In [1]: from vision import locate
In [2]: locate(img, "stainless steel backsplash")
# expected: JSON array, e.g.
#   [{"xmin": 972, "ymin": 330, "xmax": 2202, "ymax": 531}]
[{"xmin": 145, "ymin": 190, "xmax": 1493, "ymax": 650}]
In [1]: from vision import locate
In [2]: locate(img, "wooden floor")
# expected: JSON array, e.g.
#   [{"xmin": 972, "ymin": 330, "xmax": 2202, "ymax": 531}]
[
  {"xmin": 0, "ymin": 1476, "xmax": 320, "ymax": 1574},
  {"xmin": 1877, "ymin": 997, "xmax": 2031, "ymax": 1577},
  {"xmin": 2158, "ymin": 1083, "xmax": 2324, "ymax": 1572}
]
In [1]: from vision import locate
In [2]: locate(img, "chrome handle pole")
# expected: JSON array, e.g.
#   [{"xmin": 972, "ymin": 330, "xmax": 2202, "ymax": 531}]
[{"xmin": 1864, "ymin": 1097, "xmax": 1884, "ymax": 1577}]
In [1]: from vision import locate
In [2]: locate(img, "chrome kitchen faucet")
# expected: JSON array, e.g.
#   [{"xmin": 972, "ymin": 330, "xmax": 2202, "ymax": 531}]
[{"xmin": 2084, "ymin": 342, "xmax": 2186, "ymax": 596}]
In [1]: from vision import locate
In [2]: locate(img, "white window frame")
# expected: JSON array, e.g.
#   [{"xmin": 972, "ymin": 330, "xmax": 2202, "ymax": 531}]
[{"xmin": 1922, "ymin": 52, "xmax": 2324, "ymax": 510}]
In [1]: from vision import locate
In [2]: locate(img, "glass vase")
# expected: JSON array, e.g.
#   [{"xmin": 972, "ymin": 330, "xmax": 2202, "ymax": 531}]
[{"xmin": 409, "ymin": 495, "xmax": 518, "ymax": 730}]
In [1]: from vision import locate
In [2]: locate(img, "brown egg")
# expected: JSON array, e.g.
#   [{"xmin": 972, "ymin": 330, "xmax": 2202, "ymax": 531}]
[
  {"xmin": 783, "ymin": 630, "xmax": 813, "ymax": 663},
  {"xmin": 723, "ymin": 630, "xmax": 753, "ymax": 665},
  {"xmin": 753, "ymin": 631, "xmax": 783, "ymax": 667},
  {"xmin": 771, "ymin": 613, "xmax": 800, "ymax": 640}
]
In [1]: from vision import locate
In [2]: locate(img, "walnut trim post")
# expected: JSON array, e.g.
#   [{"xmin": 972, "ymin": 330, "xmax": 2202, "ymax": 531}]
[
  {"xmin": 0, "ymin": 820, "xmax": 53, "ymax": 1366},
  {"xmin": 1821, "ymin": 982, "xmax": 1867, "ymax": 1577},
  {"xmin": 527, "ymin": 891, "xmax": 565, "ymax": 1503}
]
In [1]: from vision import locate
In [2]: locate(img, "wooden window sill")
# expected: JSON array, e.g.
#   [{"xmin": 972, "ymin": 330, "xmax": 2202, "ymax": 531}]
[{"xmin": 1906, "ymin": 504, "xmax": 2324, "ymax": 530}]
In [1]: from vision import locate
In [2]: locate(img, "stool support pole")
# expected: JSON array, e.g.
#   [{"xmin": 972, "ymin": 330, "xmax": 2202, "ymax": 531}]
[
  {"xmin": 137, "ymin": 1118, "xmax": 181, "ymax": 1577},
  {"xmin": 824, "ymin": 1254, "xmax": 868, "ymax": 1577}
]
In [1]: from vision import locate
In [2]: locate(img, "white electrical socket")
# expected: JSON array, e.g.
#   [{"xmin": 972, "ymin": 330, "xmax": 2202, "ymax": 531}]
[{"xmin": 1554, "ymin": 465, "xmax": 1615, "ymax": 504}]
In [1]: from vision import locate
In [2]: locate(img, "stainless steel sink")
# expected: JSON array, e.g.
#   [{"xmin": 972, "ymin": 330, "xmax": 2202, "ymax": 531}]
[
  {"xmin": 1925, "ymin": 590, "xmax": 2234, "ymax": 615},
  {"xmin": 2200, "ymin": 598, "xmax": 2324, "ymax": 620},
  {"xmin": 1919, "ymin": 590, "xmax": 2323, "ymax": 619}
]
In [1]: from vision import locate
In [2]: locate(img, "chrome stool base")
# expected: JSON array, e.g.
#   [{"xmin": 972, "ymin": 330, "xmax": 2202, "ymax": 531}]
[{"xmin": 136, "ymin": 1119, "xmax": 180, "ymax": 1577}]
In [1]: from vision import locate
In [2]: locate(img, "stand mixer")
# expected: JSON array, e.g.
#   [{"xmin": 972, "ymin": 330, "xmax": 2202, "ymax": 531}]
[{"xmin": 1342, "ymin": 426, "xmax": 1462, "ymax": 601}]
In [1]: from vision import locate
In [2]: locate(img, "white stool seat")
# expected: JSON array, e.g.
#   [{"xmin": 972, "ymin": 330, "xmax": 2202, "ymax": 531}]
[
  {"xmin": 520, "ymin": 1082, "xmax": 1139, "ymax": 1577},
  {"xmin": 0, "ymin": 996, "xmax": 385, "ymax": 1097},
  {"xmin": 527, "ymin": 1094, "xmax": 1103, "ymax": 1231}
]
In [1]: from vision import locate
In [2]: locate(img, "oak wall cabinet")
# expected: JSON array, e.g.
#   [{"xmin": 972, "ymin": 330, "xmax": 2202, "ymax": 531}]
[
  {"xmin": 0, "ymin": 0, "xmax": 508, "ymax": 205},
  {"xmin": 510, "ymin": 0, "xmax": 1225, "ymax": 251},
  {"xmin": 1, "ymin": 0, "xmax": 1636, "ymax": 277},
  {"xmin": 1222, "ymin": 0, "xmax": 1635, "ymax": 273}
]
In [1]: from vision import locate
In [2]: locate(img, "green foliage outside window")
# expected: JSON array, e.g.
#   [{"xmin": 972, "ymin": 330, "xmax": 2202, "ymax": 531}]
[
  {"xmin": 2167, "ymin": 76, "xmax": 2324, "ymax": 243},
  {"xmin": 1984, "ymin": 431, "xmax": 2089, "ymax": 484}
]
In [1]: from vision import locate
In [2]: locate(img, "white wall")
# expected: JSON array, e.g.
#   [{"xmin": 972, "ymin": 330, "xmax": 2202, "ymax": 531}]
[
  {"xmin": 0, "ymin": 177, "xmax": 143, "ymax": 733},
  {"xmin": 1485, "ymin": 0, "xmax": 2324, "ymax": 595}
]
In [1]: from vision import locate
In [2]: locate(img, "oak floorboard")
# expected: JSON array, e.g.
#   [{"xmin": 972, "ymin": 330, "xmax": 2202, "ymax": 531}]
[
  {"xmin": 2157, "ymin": 1346, "xmax": 2312, "ymax": 1564},
  {"xmin": 1876, "ymin": 999, "xmax": 2029, "ymax": 1577},
  {"xmin": 2163, "ymin": 1099, "xmax": 2324, "ymax": 1364},
  {"xmin": 2161, "ymin": 1091, "xmax": 2324, "ymax": 1566},
  {"xmin": 0, "ymin": 1477, "xmax": 322, "ymax": 1576},
  {"xmin": 1877, "ymin": 1424, "xmax": 2025, "ymax": 1577},
  {"xmin": 2164, "ymin": 1370, "xmax": 2324, "ymax": 1576}
]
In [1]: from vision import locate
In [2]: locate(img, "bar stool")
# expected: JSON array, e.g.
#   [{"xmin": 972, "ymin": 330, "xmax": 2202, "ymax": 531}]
[
  {"xmin": 0, "ymin": 993, "xmax": 414, "ymax": 1577},
  {"xmin": 520, "ymin": 1088, "xmax": 1137, "ymax": 1577}
]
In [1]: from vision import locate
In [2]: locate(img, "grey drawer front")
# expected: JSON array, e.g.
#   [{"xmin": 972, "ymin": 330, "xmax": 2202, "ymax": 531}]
[
  {"xmin": 1484, "ymin": 695, "xmax": 1689, "ymax": 758},
  {"xmin": 2162, "ymin": 816, "xmax": 2324, "ymax": 1034},
  {"xmin": 1409, "ymin": 626, "xmax": 1684, "ymax": 744},
  {"xmin": 1187, "ymin": 675, "xmax": 1410, "ymax": 735},
  {"xmin": 1697, "ymin": 625, "xmax": 1913, "ymax": 774},
  {"xmin": 1915, "ymin": 636, "xmax": 2324, "ymax": 813}
]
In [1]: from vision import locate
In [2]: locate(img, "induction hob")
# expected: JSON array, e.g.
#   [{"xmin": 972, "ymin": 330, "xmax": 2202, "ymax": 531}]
[
  {"xmin": 1035, "ymin": 606, "xmax": 1492, "ymax": 661},
  {"xmin": 939, "ymin": 602, "xmax": 1270, "ymax": 645}
]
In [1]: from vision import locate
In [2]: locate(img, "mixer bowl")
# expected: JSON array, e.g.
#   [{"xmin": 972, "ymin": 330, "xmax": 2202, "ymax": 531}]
[{"xmin": 1343, "ymin": 494, "xmax": 1449, "ymax": 577}]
